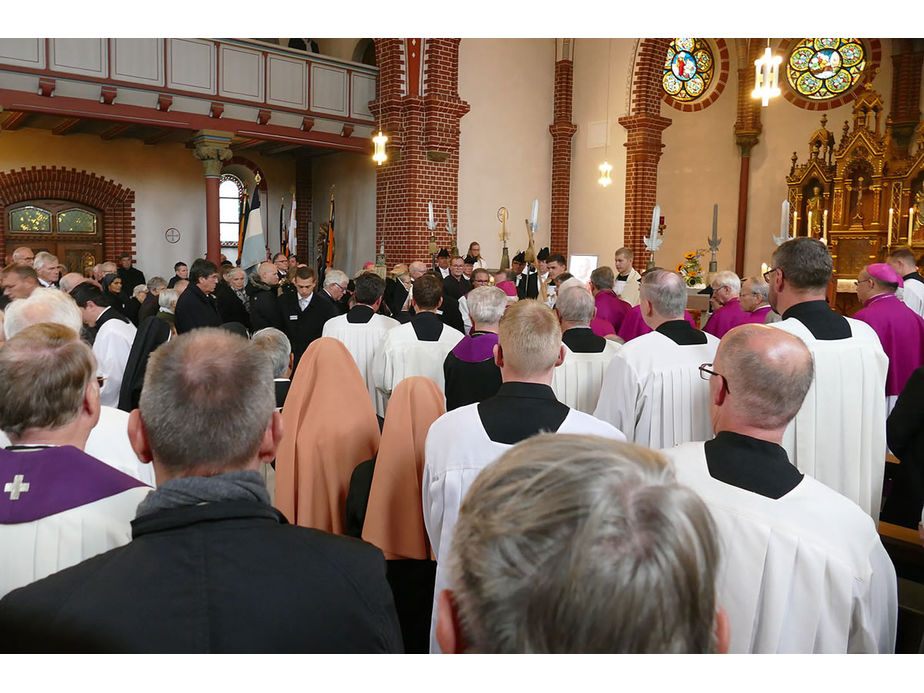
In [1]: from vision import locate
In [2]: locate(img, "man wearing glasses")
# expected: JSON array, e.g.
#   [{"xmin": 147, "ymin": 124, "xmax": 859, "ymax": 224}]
[
  {"xmin": 663, "ymin": 324, "xmax": 897, "ymax": 653},
  {"xmin": 318, "ymin": 268, "xmax": 351, "ymax": 315},
  {"xmin": 458, "ymin": 268, "xmax": 491, "ymax": 334},
  {"xmin": 764, "ymin": 237, "xmax": 888, "ymax": 520},
  {"xmin": 594, "ymin": 269, "xmax": 718, "ymax": 447}
]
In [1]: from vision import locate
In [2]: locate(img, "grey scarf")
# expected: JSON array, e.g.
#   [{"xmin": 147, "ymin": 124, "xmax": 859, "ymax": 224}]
[{"xmin": 136, "ymin": 470, "xmax": 270, "ymax": 518}]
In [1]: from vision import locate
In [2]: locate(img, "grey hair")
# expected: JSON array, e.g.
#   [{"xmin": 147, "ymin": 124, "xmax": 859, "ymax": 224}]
[
  {"xmin": 3, "ymin": 287, "xmax": 83, "ymax": 339},
  {"xmin": 743, "ymin": 276, "xmax": 769, "ymax": 303},
  {"xmin": 467, "ymin": 286, "xmax": 507, "ymax": 325},
  {"xmin": 718, "ymin": 324, "xmax": 814, "ymax": 429},
  {"xmin": 139, "ymin": 328, "xmax": 275, "ymax": 473},
  {"xmin": 557, "ymin": 277, "xmax": 585, "ymax": 293},
  {"xmin": 710, "ymin": 270, "xmax": 740, "ymax": 295},
  {"xmin": 770, "ymin": 237, "xmax": 832, "ymax": 290},
  {"xmin": 158, "ymin": 288, "xmax": 178, "ymax": 311},
  {"xmin": 447, "ymin": 434, "xmax": 720, "ymax": 654},
  {"xmin": 323, "ymin": 269, "xmax": 349, "ymax": 289},
  {"xmin": 251, "ymin": 327, "xmax": 292, "ymax": 378},
  {"xmin": 132, "ymin": 284, "xmax": 147, "ymax": 298},
  {"xmin": 555, "ymin": 286, "xmax": 595, "ymax": 324},
  {"xmin": 146, "ymin": 276, "xmax": 168, "ymax": 292},
  {"xmin": 640, "ymin": 269, "xmax": 686, "ymax": 319},
  {"xmin": 32, "ymin": 251, "xmax": 58, "ymax": 272},
  {"xmin": 590, "ymin": 266, "xmax": 615, "ymax": 290}
]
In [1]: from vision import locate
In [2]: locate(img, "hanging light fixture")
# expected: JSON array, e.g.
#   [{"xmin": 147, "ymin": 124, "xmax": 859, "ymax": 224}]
[
  {"xmin": 752, "ymin": 39, "xmax": 782, "ymax": 107},
  {"xmin": 372, "ymin": 130, "xmax": 388, "ymax": 165},
  {"xmin": 598, "ymin": 39, "xmax": 613, "ymax": 188}
]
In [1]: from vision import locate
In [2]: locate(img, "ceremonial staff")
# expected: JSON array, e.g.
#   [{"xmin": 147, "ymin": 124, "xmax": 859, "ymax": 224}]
[
  {"xmin": 707, "ymin": 204, "xmax": 720, "ymax": 273},
  {"xmin": 497, "ymin": 206, "xmax": 510, "ymax": 271}
]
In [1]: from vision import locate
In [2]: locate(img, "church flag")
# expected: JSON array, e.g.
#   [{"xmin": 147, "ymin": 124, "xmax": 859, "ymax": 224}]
[
  {"xmin": 287, "ymin": 196, "xmax": 297, "ymax": 258},
  {"xmin": 237, "ymin": 190, "xmax": 250, "ymax": 259},
  {"xmin": 240, "ymin": 185, "xmax": 265, "ymax": 270},
  {"xmin": 326, "ymin": 193, "xmax": 335, "ymax": 267},
  {"xmin": 279, "ymin": 200, "xmax": 288, "ymax": 258}
]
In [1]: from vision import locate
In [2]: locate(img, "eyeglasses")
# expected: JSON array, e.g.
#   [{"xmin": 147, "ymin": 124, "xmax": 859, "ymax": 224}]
[
  {"xmin": 854, "ymin": 277, "xmax": 873, "ymax": 288},
  {"xmin": 699, "ymin": 363, "xmax": 730, "ymax": 395},
  {"xmin": 762, "ymin": 267, "xmax": 779, "ymax": 283},
  {"xmin": 338, "ymin": 284, "xmax": 350, "ymax": 292},
  {"xmin": 96, "ymin": 376, "xmax": 106, "ymax": 388}
]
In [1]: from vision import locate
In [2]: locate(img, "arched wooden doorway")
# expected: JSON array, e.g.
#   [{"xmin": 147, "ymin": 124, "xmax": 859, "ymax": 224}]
[{"xmin": 6, "ymin": 200, "xmax": 103, "ymax": 274}]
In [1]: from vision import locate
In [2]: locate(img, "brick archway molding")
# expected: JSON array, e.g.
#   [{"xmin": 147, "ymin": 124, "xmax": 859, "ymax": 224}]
[{"xmin": 0, "ymin": 166, "xmax": 135, "ymax": 264}]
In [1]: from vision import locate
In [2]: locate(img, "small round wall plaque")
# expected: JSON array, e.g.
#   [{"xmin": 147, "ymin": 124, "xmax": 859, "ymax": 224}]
[{"xmin": 165, "ymin": 227, "xmax": 181, "ymax": 244}]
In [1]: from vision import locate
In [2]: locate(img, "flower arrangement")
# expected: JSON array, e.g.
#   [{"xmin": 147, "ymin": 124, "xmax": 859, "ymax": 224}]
[{"xmin": 676, "ymin": 249, "xmax": 706, "ymax": 288}]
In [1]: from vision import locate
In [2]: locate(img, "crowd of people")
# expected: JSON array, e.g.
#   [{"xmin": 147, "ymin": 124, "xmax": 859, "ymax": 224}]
[{"xmin": 0, "ymin": 235, "xmax": 921, "ymax": 653}]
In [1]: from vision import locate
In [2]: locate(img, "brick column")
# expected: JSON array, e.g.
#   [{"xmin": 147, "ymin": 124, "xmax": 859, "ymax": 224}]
[
  {"xmin": 294, "ymin": 155, "xmax": 312, "ymax": 265},
  {"xmin": 370, "ymin": 38, "xmax": 470, "ymax": 267},
  {"xmin": 620, "ymin": 39, "xmax": 672, "ymax": 264},
  {"xmin": 733, "ymin": 40, "xmax": 764, "ymax": 275},
  {"xmin": 549, "ymin": 39, "xmax": 577, "ymax": 256},
  {"xmin": 889, "ymin": 40, "xmax": 924, "ymax": 156},
  {"xmin": 193, "ymin": 130, "xmax": 233, "ymax": 264}
]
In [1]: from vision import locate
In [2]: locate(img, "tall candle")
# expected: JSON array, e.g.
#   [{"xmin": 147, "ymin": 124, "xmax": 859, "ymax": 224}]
[
  {"xmin": 823, "ymin": 210, "xmax": 828, "ymax": 236},
  {"xmin": 807, "ymin": 211, "xmax": 813, "ymax": 236},
  {"xmin": 761, "ymin": 262, "xmax": 770, "ymax": 276},
  {"xmin": 793, "ymin": 211, "xmax": 798, "ymax": 236},
  {"xmin": 428, "ymin": 201, "xmax": 434, "ymax": 225},
  {"xmin": 781, "ymin": 200, "xmax": 790, "ymax": 239},
  {"xmin": 909, "ymin": 207, "xmax": 915, "ymax": 244},
  {"xmin": 887, "ymin": 208, "xmax": 894, "ymax": 247},
  {"xmin": 531, "ymin": 199, "xmax": 539, "ymax": 227}
]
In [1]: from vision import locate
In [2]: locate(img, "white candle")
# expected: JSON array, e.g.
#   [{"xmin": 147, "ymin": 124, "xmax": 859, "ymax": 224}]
[
  {"xmin": 823, "ymin": 210, "xmax": 828, "ymax": 236},
  {"xmin": 909, "ymin": 207, "xmax": 915, "ymax": 244},
  {"xmin": 650, "ymin": 204, "xmax": 661, "ymax": 237},
  {"xmin": 807, "ymin": 211, "xmax": 812, "ymax": 236},
  {"xmin": 888, "ymin": 208, "xmax": 894, "ymax": 246},
  {"xmin": 780, "ymin": 200, "xmax": 790, "ymax": 239},
  {"xmin": 761, "ymin": 262, "xmax": 769, "ymax": 276},
  {"xmin": 531, "ymin": 199, "xmax": 539, "ymax": 227},
  {"xmin": 793, "ymin": 211, "xmax": 798, "ymax": 236},
  {"xmin": 428, "ymin": 201, "xmax": 434, "ymax": 225}
]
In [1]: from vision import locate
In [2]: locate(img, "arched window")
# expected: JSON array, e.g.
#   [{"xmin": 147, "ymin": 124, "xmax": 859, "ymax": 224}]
[
  {"xmin": 219, "ymin": 174, "xmax": 245, "ymax": 253},
  {"xmin": 353, "ymin": 38, "xmax": 376, "ymax": 66},
  {"xmin": 662, "ymin": 38, "xmax": 714, "ymax": 103},
  {"xmin": 787, "ymin": 39, "xmax": 866, "ymax": 101},
  {"xmin": 7, "ymin": 200, "xmax": 102, "ymax": 274}
]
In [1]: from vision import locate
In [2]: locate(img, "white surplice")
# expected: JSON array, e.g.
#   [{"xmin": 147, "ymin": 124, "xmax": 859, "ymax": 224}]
[
  {"xmin": 372, "ymin": 319, "xmax": 463, "ymax": 410},
  {"xmin": 422, "ymin": 402, "xmax": 626, "ymax": 653},
  {"xmin": 898, "ymin": 279, "xmax": 924, "ymax": 319},
  {"xmin": 322, "ymin": 312, "xmax": 400, "ymax": 416},
  {"xmin": 664, "ymin": 442, "xmax": 897, "ymax": 653},
  {"xmin": 93, "ymin": 315, "xmax": 136, "ymax": 408},
  {"xmin": 771, "ymin": 316, "xmax": 888, "ymax": 519},
  {"xmin": 593, "ymin": 329, "xmax": 718, "ymax": 447},
  {"xmin": 551, "ymin": 341, "xmax": 621, "ymax": 414}
]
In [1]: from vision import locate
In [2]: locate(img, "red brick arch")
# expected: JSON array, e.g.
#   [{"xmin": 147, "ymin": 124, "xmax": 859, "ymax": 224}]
[{"xmin": 0, "ymin": 166, "xmax": 135, "ymax": 262}]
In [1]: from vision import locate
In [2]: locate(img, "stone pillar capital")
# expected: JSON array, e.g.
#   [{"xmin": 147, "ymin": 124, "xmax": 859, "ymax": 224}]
[{"xmin": 192, "ymin": 130, "xmax": 233, "ymax": 177}]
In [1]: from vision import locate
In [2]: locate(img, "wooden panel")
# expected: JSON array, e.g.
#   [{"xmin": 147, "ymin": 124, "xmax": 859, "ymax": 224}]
[
  {"xmin": 110, "ymin": 38, "xmax": 164, "ymax": 87},
  {"xmin": 349, "ymin": 72, "xmax": 376, "ymax": 121},
  {"xmin": 0, "ymin": 38, "xmax": 45, "ymax": 69},
  {"xmin": 310, "ymin": 63, "xmax": 347, "ymax": 117},
  {"xmin": 167, "ymin": 39, "xmax": 215, "ymax": 94},
  {"xmin": 49, "ymin": 39, "xmax": 107, "ymax": 78},
  {"xmin": 266, "ymin": 54, "xmax": 307, "ymax": 110},
  {"xmin": 218, "ymin": 44, "xmax": 263, "ymax": 102}
]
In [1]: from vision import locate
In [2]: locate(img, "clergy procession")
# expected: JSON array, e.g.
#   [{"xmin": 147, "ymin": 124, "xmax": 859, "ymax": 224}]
[{"xmin": 0, "ymin": 229, "xmax": 921, "ymax": 655}]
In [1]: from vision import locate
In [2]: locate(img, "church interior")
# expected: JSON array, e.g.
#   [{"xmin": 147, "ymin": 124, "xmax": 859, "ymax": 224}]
[{"xmin": 3, "ymin": 33, "xmax": 924, "ymax": 659}]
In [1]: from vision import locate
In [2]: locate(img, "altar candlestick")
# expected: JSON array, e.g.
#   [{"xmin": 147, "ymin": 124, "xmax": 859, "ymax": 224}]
[
  {"xmin": 781, "ymin": 200, "xmax": 790, "ymax": 239},
  {"xmin": 711, "ymin": 203, "xmax": 718, "ymax": 242},
  {"xmin": 531, "ymin": 199, "xmax": 539, "ymax": 227},
  {"xmin": 428, "ymin": 201, "xmax": 434, "ymax": 226},
  {"xmin": 793, "ymin": 211, "xmax": 798, "ymax": 236},
  {"xmin": 888, "ymin": 208, "xmax": 894, "ymax": 246},
  {"xmin": 807, "ymin": 211, "xmax": 813, "ymax": 237},
  {"xmin": 909, "ymin": 207, "xmax": 915, "ymax": 244},
  {"xmin": 823, "ymin": 210, "xmax": 828, "ymax": 236}
]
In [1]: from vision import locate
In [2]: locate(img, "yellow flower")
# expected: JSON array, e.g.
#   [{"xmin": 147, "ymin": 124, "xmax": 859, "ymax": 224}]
[
  {"xmin": 676, "ymin": 262, "xmax": 685, "ymax": 272},
  {"xmin": 684, "ymin": 251, "xmax": 696, "ymax": 260}
]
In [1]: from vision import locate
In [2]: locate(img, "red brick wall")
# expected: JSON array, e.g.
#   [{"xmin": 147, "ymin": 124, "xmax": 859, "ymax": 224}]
[
  {"xmin": 549, "ymin": 58, "xmax": 577, "ymax": 257},
  {"xmin": 0, "ymin": 166, "xmax": 135, "ymax": 262},
  {"xmin": 370, "ymin": 38, "xmax": 470, "ymax": 267},
  {"xmin": 621, "ymin": 38, "xmax": 672, "ymax": 264}
]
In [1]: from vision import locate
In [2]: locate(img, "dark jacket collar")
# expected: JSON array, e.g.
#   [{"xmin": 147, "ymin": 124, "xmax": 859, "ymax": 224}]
[
  {"xmin": 655, "ymin": 319, "xmax": 707, "ymax": 345},
  {"xmin": 131, "ymin": 500, "xmax": 286, "ymax": 538},
  {"xmin": 704, "ymin": 431, "xmax": 802, "ymax": 499}
]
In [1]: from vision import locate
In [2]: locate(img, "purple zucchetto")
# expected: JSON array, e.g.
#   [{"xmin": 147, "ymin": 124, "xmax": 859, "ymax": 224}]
[{"xmin": 866, "ymin": 263, "xmax": 903, "ymax": 288}]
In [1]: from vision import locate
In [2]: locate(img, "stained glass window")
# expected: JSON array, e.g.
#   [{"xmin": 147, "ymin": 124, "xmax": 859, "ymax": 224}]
[
  {"xmin": 56, "ymin": 208, "xmax": 97, "ymax": 234},
  {"xmin": 219, "ymin": 174, "xmax": 244, "ymax": 248},
  {"xmin": 787, "ymin": 39, "xmax": 866, "ymax": 101},
  {"xmin": 663, "ymin": 38, "xmax": 715, "ymax": 102},
  {"xmin": 9, "ymin": 206, "xmax": 52, "ymax": 233}
]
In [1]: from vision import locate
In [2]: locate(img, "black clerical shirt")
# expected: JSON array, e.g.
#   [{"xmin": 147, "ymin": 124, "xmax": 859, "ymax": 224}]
[
  {"xmin": 655, "ymin": 319, "xmax": 707, "ymax": 345},
  {"xmin": 477, "ymin": 382, "xmax": 569, "ymax": 444},
  {"xmin": 704, "ymin": 431, "xmax": 803, "ymax": 499},
  {"xmin": 781, "ymin": 299, "xmax": 850, "ymax": 340}
]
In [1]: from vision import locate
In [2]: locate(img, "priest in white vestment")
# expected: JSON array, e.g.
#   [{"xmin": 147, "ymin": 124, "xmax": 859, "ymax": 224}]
[
  {"xmin": 614, "ymin": 247, "xmax": 642, "ymax": 307},
  {"xmin": 887, "ymin": 247, "xmax": 924, "ymax": 319},
  {"xmin": 594, "ymin": 269, "xmax": 718, "ymax": 447},
  {"xmin": 423, "ymin": 300, "xmax": 626, "ymax": 652},
  {"xmin": 0, "ymin": 324, "xmax": 150, "ymax": 599},
  {"xmin": 767, "ymin": 238, "xmax": 888, "ymax": 519},
  {"xmin": 663, "ymin": 324, "xmax": 896, "ymax": 653},
  {"xmin": 322, "ymin": 272, "xmax": 399, "ymax": 416},
  {"xmin": 550, "ymin": 283, "xmax": 621, "ymax": 413},
  {"xmin": 373, "ymin": 273, "xmax": 463, "ymax": 410}
]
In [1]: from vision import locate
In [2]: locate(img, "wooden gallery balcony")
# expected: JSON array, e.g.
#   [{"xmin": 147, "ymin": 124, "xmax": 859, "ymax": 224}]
[{"xmin": 0, "ymin": 38, "xmax": 377, "ymax": 156}]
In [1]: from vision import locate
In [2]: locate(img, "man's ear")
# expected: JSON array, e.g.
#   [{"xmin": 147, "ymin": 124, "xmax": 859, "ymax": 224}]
[
  {"xmin": 554, "ymin": 344, "xmax": 566, "ymax": 368},
  {"xmin": 128, "ymin": 409, "xmax": 153, "ymax": 465},
  {"xmin": 437, "ymin": 297, "xmax": 443, "ymax": 310},
  {"xmin": 493, "ymin": 343, "xmax": 503, "ymax": 368},
  {"xmin": 83, "ymin": 379, "xmax": 101, "ymax": 429},
  {"xmin": 257, "ymin": 411, "xmax": 284, "ymax": 465},
  {"xmin": 436, "ymin": 589, "xmax": 466, "ymax": 654},
  {"xmin": 715, "ymin": 606, "xmax": 730, "ymax": 654},
  {"xmin": 286, "ymin": 353, "xmax": 294, "ymax": 379}
]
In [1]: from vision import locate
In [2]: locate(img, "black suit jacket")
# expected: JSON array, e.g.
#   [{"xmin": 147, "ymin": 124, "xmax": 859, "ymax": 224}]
[
  {"xmin": 442, "ymin": 274, "xmax": 471, "ymax": 301},
  {"xmin": 174, "ymin": 285, "xmax": 222, "ymax": 334},
  {"xmin": 0, "ymin": 500, "xmax": 403, "ymax": 653},
  {"xmin": 247, "ymin": 284, "xmax": 284, "ymax": 332},
  {"xmin": 280, "ymin": 291, "xmax": 338, "ymax": 369}
]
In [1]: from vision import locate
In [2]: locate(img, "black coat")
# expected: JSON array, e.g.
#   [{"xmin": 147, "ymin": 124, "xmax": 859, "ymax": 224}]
[
  {"xmin": 442, "ymin": 274, "xmax": 471, "ymax": 301},
  {"xmin": 247, "ymin": 280, "xmax": 284, "ymax": 332},
  {"xmin": 117, "ymin": 266, "xmax": 146, "ymax": 296},
  {"xmin": 174, "ymin": 285, "xmax": 222, "ymax": 334},
  {"xmin": 0, "ymin": 500, "xmax": 404, "ymax": 653},
  {"xmin": 215, "ymin": 282, "xmax": 251, "ymax": 330},
  {"xmin": 280, "ymin": 291, "xmax": 338, "ymax": 371},
  {"xmin": 118, "ymin": 316, "xmax": 171, "ymax": 411},
  {"xmin": 137, "ymin": 292, "xmax": 160, "ymax": 324},
  {"xmin": 884, "ymin": 366, "xmax": 924, "ymax": 527}
]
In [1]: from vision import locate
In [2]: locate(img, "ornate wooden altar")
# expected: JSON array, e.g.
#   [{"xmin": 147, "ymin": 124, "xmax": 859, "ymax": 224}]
[{"xmin": 786, "ymin": 84, "xmax": 924, "ymax": 313}]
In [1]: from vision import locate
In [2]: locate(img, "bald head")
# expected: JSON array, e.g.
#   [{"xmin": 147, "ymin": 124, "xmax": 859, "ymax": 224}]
[
  {"xmin": 409, "ymin": 261, "xmax": 427, "ymax": 279},
  {"xmin": 59, "ymin": 272, "xmax": 88, "ymax": 295},
  {"xmin": 11, "ymin": 247, "xmax": 34, "ymax": 266},
  {"xmin": 258, "ymin": 261, "xmax": 278, "ymax": 285},
  {"xmin": 713, "ymin": 324, "xmax": 814, "ymax": 433}
]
